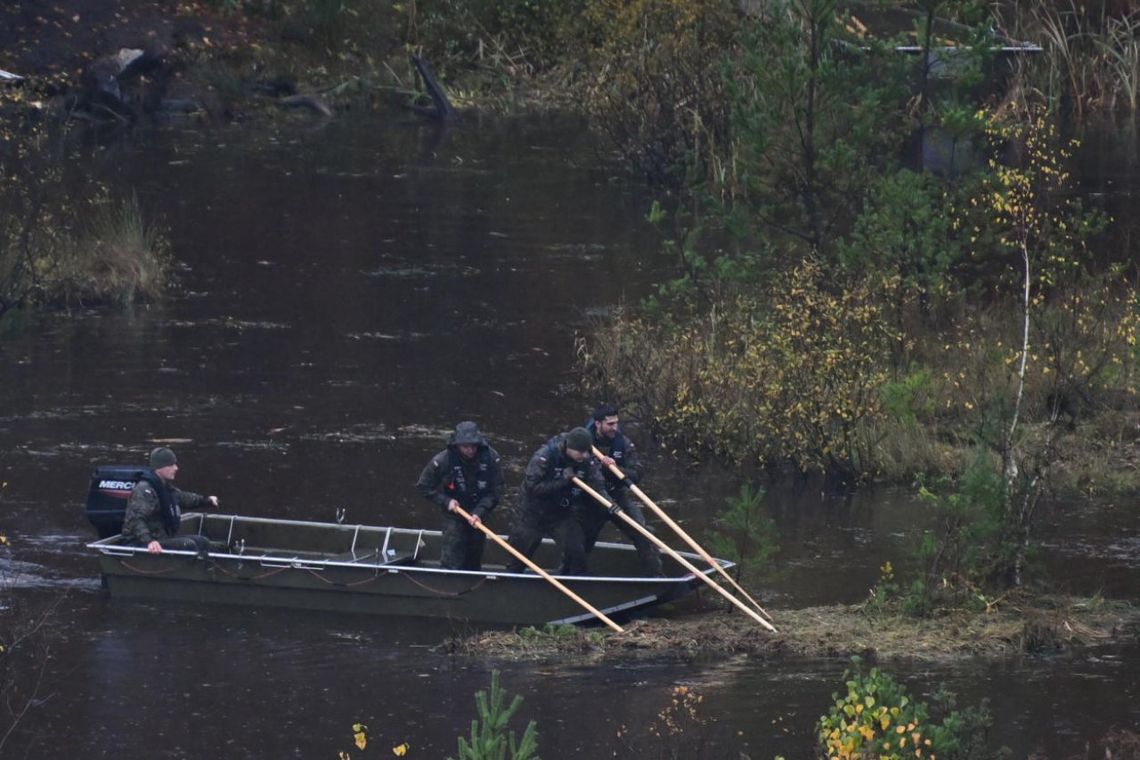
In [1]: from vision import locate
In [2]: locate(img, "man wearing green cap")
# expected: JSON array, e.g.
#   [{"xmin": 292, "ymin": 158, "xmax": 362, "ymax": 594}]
[
  {"xmin": 504, "ymin": 427, "xmax": 606, "ymax": 575},
  {"xmin": 121, "ymin": 446, "xmax": 219, "ymax": 557},
  {"xmin": 416, "ymin": 421, "xmax": 505, "ymax": 571}
]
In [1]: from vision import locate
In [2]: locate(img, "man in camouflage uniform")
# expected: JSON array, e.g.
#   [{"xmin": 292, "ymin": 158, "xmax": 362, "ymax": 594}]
[
  {"xmin": 578, "ymin": 403, "xmax": 663, "ymax": 576},
  {"xmin": 121, "ymin": 447, "xmax": 218, "ymax": 557},
  {"xmin": 504, "ymin": 427, "xmax": 606, "ymax": 576},
  {"xmin": 416, "ymin": 421, "xmax": 505, "ymax": 571}
]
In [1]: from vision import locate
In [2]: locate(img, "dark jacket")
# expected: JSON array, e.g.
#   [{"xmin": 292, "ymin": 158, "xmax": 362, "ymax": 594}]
[
  {"xmin": 121, "ymin": 473, "xmax": 211, "ymax": 545},
  {"xmin": 519, "ymin": 434, "xmax": 607, "ymax": 518},
  {"xmin": 587, "ymin": 419, "xmax": 645, "ymax": 493},
  {"xmin": 416, "ymin": 436, "xmax": 505, "ymax": 522}
]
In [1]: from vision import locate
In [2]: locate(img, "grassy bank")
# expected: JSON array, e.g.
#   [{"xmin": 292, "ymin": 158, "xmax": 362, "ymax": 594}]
[
  {"xmin": 0, "ymin": 108, "xmax": 171, "ymax": 318},
  {"xmin": 442, "ymin": 594, "xmax": 1138, "ymax": 662}
]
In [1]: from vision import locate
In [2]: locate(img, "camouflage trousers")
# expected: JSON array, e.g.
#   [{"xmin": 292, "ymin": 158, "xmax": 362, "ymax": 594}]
[
  {"xmin": 440, "ymin": 517, "xmax": 487, "ymax": 571},
  {"xmin": 155, "ymin": 534, "xmax": 210, "ymax": 558},
  {"xmin": 505, "ymin": 508, "xmax": 588, "ymax": 576},
  {"xmin": 576, "ymin": 491, "xmax": 663, "ymax": 577}
]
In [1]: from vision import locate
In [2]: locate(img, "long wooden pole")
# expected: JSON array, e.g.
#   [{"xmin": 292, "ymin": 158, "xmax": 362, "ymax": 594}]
[
  {"xmin": 450, "ymin": 505, "xmax": 624, "ymax": 634},
  {"xmin": 593, "ymin": 446, "xmax": 775, "ymax": 623},
  {"xmin": 572, "ymin": 478, "xmax": 777, "ymax": 633}
]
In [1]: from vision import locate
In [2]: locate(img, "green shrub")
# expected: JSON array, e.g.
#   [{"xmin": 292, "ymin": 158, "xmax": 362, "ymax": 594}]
[
  {"xmin": 454, "ymin": 671, "xmax": 540, "ymax": 760},
  {"xmin": 817, "ymin": 659, "xmax": 1007, "ymax": 760},
  {"xmin": 706, "ymin": 481, "xmax": 778, "ymax": 574}
]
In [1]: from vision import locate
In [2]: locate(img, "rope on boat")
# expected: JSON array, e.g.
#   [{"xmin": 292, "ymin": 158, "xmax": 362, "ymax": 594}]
[
  {"xmin": 116, "ymin": 559, "xmax": 182, "ymax": 576},
  {"xmin": 298, "ymin": 566, "xmax": 486, "ymax": 596},
  {"xmin": 205, "ymin": 560, "xmax": 291, "ymax": 581},
  {"xmin": 400, "ymin": 572, "xmax": 488, "ymax": 597}
]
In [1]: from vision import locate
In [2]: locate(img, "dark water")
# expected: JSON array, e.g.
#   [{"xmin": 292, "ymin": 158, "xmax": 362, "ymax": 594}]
[{"xmin": 1, "ymin": 112, "xmax": 1137, "ymax": 758}]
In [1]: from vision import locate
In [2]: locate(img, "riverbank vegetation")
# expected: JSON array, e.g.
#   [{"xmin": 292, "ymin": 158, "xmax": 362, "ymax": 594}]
[
  {"xmin": 0, "ymin": 92, "xmax": 171, "ymax": 320},
  {"xmin": 571, "ymin": 0, "xmax": 1138, "ymax": 613}
]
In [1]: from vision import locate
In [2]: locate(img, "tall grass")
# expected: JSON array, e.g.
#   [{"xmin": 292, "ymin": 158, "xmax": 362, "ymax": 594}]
[
  {"xmin": 1100, "ymin": 12, "xmax": 1140, "ymax": 111},
  {"xmin": 53, "ymin": 193, "xmax": 172, "ymax": 307},
  {"xmin": 1002, "ymin": 0, "xmax": 1140, "ymax": 115}
]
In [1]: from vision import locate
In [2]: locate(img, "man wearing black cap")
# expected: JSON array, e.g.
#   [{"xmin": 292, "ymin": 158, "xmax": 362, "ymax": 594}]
[
  {"xmin": 416, "ymin": 421, "xmax": 505, "ymax": 571},
  {"xmin": 504, "ymin": 427, "xmax": 606, "ymax": 575},
  {"xmin": 121, "ymin": 447, "xmax": 218, "ymax": 557},
  {"xmin": 581, "ymin": 403, "xmax": 663, "ymax": 576}
]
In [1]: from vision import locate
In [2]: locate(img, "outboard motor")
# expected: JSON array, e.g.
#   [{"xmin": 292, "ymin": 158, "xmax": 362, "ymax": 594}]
[{"xmin": 86, "ymin": 466, "xmax": 148, "ymax": 538}]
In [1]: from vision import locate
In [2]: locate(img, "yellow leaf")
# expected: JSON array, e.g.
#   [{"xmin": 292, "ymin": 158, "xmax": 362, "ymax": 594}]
[
  {"xmin": 393, "ymin": 742, "xmax": 409, "ymax": 756},
  {"xmin": 352, "ymin": 723, "xmax": 368, "ymax": 750}
]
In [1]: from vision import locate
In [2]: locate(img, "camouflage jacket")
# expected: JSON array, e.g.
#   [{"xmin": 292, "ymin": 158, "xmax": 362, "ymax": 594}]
[
  {"xmin": 416, "ymin": 444, "xmax": 505, "ymax": 521},
  {"xmin": 121, "ymin": 478, "xmax": 210, "ymax": 545},
  {"xmin": 519, "ymin": 434, "xmax": 607, "ymax": 518}
]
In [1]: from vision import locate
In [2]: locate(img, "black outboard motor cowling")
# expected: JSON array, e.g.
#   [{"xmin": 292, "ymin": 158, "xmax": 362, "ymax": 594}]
[{"xmin": 86, "ymin": 466, "xmax": 149, "ymax": 538}]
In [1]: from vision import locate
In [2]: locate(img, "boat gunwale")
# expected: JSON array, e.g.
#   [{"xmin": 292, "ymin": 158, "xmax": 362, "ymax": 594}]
[{"xmin": 87, "ymin": 512, "xmax": 734, "ymax": 585}]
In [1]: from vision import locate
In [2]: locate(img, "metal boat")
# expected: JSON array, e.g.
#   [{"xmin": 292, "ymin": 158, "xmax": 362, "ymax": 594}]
[{"xmin": 86, "ymin": 512, "xmax": 729, "ymax": 626}]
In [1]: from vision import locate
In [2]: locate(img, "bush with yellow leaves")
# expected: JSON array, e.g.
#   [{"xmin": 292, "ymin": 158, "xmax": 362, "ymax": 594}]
[
  {"xmin": 581, "ymin": 259, "xmax": 899, "ymax": 479},
  {"xmin": 817, "ymin": 659, "xmax": 1008, "ymax": 760}
]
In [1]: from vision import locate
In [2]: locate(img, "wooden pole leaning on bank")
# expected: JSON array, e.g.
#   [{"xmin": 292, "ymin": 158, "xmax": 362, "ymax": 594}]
[
  {"xmin": 571, "ymin": 477, "xmax": 777, "ymax": 633},
  {"xmin": 592, "ymin": 446, "xmax": 776, "ymax": 624},
  {"xmin": 449, "ymin": 505, "xmax": 625, "ymax": 634}
]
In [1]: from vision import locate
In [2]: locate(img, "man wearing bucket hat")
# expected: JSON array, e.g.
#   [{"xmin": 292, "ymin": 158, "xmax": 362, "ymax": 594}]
[
  {"xmin": 503, "ymin": 427, "xmax": 607, "ymax": 576},
  {"xmin": 121, "ymin": 446, "xmax": 219, "ymax": 557},
  {"xmin": 416, "ymin": 421, "xmax": 505, "ymax": 571}
]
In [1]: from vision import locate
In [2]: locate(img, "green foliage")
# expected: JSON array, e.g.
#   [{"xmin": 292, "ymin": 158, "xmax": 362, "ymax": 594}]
[
  {"xmin": 515, "ymin": 623, "xmax": 604, "ymax": 648},
  {"xmin": 879, "ymin": 370, "xmax": 936, "ymax": 428},
  {"xmin": 911, "ymin": 451, "xmax": 1006, "ymax": 607},
  {"xmin": 719, "ymin": 0, "xmax": 914, "ymax": 255},
  {"xmin": 706, "ymin": 482, "xmax": 778, "ymax": 573},
  {"xmin": 861, "ymin": 561, "xmax": 899, "ymax": 619},
  {"xmin": 926, "ymin": 687, "xmax": 1010, "ymax": 760},
  {"xmin": 578, "ymin": 0, "xmax": 740, "ymax": 187},
  {"xmin": 582, "ymin": 0, "xmax": 1137, "ymax": 508},
  {"xmin": 454, "ymin": 671, "xmax": 540, "ymax": 760},
  {"xmin": 837, "ymin": 170, "xmax": 968, "ymax": 307},
  {"xmin": 817, "ymin": 659, "xmax": 1007, "ymax": 759}
]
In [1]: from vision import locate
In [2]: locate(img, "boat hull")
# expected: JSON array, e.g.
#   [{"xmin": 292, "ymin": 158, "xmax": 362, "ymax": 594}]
[{"xmin": 88, "ymin": 513, "xmax": 730, "ymax": 626}]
